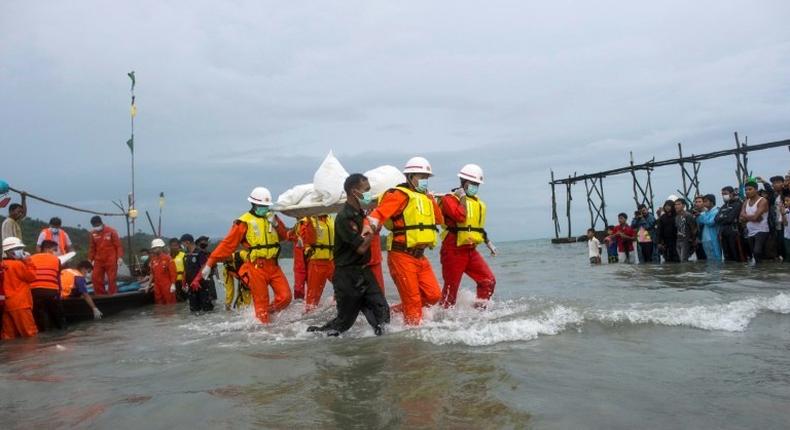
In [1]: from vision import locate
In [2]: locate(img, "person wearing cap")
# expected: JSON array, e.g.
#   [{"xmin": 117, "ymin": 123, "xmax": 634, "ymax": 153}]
[
  {"xmin": 368, "ymin": 157, "xmax": 444, "ymax": 325},
  {"xmin": 88, "ymin": 215, "xmax": 124, "ymax": 295},
  {"xmin": 149, "ymin": 238, "xmax": 178, "ymax": 305},
  {"xmin": 1, "ymin": 237, "xmax": 38, "ymax": 339},
  {"xmin": 438, "ymin": 164, "xmax": 497, "ymax": 308},
  {"xmin": 36, "ymin": 217, "xmax": 73, "ymax": 256},
  {"xmin": 697, "ymin": 194, "xmax": 722, "ymax": 262},
  {"xmin": 169, "ymin": 238, "xmax": 187, "ymax": 301},
  {"xmin": 181, "ymin": 234, "xmax": 214, "ymax": 313},
  {"xmin": 193, "ymin": 187, "xmax": 292, "ymax": 324},
  {"xmin": 29, "ymin": 240, "xmax": 67, "ymax": 331}
]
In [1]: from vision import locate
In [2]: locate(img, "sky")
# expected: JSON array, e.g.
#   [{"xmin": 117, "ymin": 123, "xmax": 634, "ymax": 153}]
[{"xmin": 2, "ymin": 1, "xmax": 790, "ymax": 241}]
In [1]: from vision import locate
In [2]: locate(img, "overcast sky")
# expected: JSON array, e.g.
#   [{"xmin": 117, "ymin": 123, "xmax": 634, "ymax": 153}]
[{"xmin": 2, "ymin": 1, "xmax": 789, "ymax": 241}]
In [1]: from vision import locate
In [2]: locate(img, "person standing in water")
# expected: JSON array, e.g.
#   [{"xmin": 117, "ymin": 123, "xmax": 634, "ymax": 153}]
[
  {"xmin": 438, "ymin": 164, "xmax": 497, "ymax": 308},
  {"xmin": 149, "ymin": 238, "xmax": 178, "ymax": 305},
  {"xmin": 368, "ymin": 157, "xmax": 444, "ymax": 326},
  {"xmin": 303, "ymin": 214, "xmax": 335, "ymax": 312},
  {"xmin": 740, "ymin": 181, "xmax": 770, "ymax": 263},
  {"xmin": 181, "ymin": 234, "xmax": 214, "ymax": 313},
  {"xmin": 587, "ymin": 228, "xmax": 602, "ymax": 265},
  {"xmin": 696, "ymin": 194, "xmax": 722, "ymax": 262},
  {"xmin": 308, "ymin": 174, "xmax": 390, "ymax": 336},
  {"xmin": 194, "ymin": 187, "xmax": 292, "ymax": 324}
]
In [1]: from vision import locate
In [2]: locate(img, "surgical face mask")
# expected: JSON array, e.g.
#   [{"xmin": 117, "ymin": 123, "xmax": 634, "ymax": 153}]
[
  {"xmin": 140, "ymin": 255, "xmax": 149, "ymax": 262},
  {"xmin": 722, "ymin": 194, "xmax": 731, "ymax": 202},
  {"xmin": 416, "ymin": 179, "xmax": 429, "ymax": 193},
  {"xmin": 466, "ymin": 184, "xmax": 479, "ymax": 197},
  {"xmin": 254, "ymin": 206, "xmax": 270, "ymax": 217},
  {"xmin": 358, "ymin": 190, "xmax": 374, "ymax": 206},
  {"xmin": 11, "ymin": 249, "xmax": 26, "ymax": 259},
  {"xmin": 92, "ymin": 225, "xmax": 103, "ymax": 232}
]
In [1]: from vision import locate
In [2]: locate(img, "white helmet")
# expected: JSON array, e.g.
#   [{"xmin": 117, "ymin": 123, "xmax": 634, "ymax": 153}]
[
  {"xmin": 2, "ymin": 237, "xmax": 25, "ymax": 252},
  {"xmin": 247, "ymin": 186, "xmax": 273, "ymax": 205},
  {"xmin": 151, "ymin": 238, "xmax": 166, "ymax": 249},
  {"xmin": 458, "ymin": 164, "xmax": 484, "ymax": 184},
  {"xmin": 403, "ymin": 156, "xmax": 433, "ymax": 176}
]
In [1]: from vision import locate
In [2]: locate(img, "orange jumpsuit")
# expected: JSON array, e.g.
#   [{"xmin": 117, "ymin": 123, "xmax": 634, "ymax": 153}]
[
  {"xmin": 369, "ymin": 189, "xmax": 444, "ymax": 325},
  {"xmin": 88, "ymin": 225, "xmax": 124, "ymax": 295},
  {"xmin": 287, "ymin": 219, "xmax": 308, "ymax": 300},
  {"xmin": 207, "ymin": 216, "xmax": 291, "ymax": 324},
  {"xmin": 150, "ymin": 254, "xmax": 177, "ymax": 305},
  {"xmin": 302, "ymin": 216, "xmax": 335, "ymax": 312},
  {"xmin": 1, "ymin": 259, "xmax": 39, "ymax": 339},
  {"xmin": 368, "ymin": 232, "xmax": 385, "ymax": 295}
]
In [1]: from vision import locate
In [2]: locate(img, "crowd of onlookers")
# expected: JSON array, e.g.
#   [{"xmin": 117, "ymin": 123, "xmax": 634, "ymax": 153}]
[{"xmin": 586, "ymin": 174, "xmax": 790, "ymax": 265}]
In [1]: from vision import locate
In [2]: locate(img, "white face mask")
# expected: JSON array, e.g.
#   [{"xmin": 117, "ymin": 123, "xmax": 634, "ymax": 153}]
[
  {"xmin": 722, "ymin": 194, "xmax": 731, "ymax": 202},
  {"xmin": 11, "ymin": 249, "xmax": 26, "ymax": 259},
  {"xmin": 92, "ymin": 225, "xmax": 103, "ymax": 232}
]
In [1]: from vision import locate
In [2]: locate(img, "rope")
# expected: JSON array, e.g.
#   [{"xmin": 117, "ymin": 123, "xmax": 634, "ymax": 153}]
[{"xmin": 8, "ymin": 186, "xmax": 127, "ymax": 217}]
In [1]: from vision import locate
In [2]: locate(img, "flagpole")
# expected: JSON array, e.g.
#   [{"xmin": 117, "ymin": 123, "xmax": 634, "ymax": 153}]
[{"xmin": 127, "ymin": 71, "xmax": 137, "ymax": 265}]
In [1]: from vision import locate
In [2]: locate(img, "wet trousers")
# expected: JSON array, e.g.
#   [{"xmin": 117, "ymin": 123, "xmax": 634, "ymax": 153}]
[
  {"xmin": 320, "ymin": 265, "xmax": 390, "ymax": 333},
  {"xmin": 387, "ymin": 251, "xmax": 441, "ymax": 325},
  {"xmin": 747, "ymin": 232, "xmax": 769, "ymax": 263},
  {"xmin": 1, "ymin": 309, "xmax": 38, "ymax": 339},
  {"xmin": 293, "ymin": 247, "xmax": 307, "ymax": 300},
  {"xmin": 93, "ymin": 260, "xmax": 118, "ymax": 295},
  {"xmin": 238, "ymin": 259, "xmax": 292, "ymax": 323},
  {"xmin": 31, "ymin": 288, "xmax": 66, "ymax": 331},
  {"xmin": 189, "ymin": 280, "xmax": 215, "ymax": 312},
  {"xmin": 305, "ymin": 259, "xmax": 334, "ymax": 311},
  {"xmin": 440, "ymin": 245, "xmax": 496, "ymax": 307}
]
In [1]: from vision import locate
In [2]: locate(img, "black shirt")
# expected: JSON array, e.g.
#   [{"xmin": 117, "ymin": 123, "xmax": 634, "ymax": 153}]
[
  {"xmin": 183, "ymin": 248, "xmax": 209, "ymax": 284},
  {"xmin": 333, "ymin": 203, "xmax": 370, "ymax": 267}
]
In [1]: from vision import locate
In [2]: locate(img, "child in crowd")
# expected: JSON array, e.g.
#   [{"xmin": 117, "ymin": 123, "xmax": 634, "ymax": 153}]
[
  {"xmin": 604, "ymin": 225, "xmax": 619, "ymax": 263},
  {"xmin": 587, "ymin": 228, "xmax": 601, "ymax": 264}
]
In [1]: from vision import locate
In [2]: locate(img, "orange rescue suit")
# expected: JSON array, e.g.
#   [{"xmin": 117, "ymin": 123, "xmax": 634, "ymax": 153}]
[
  {"xmin": 1, "ymin": 259, "xmax": 39, "ymax": 339},
  {"xmin": 88, "ymin": 226, "xmax": 124, "ymax": 295},
  {"xmin": 207, "ymin": 214, "xmax": 291, "ymax": 324},
  {"xmin": 150, "ymin": 253, "xmax": 177, "ymax": 305},
  {"xmin": 302, "ymin": 216, "xmax": 335, "ymax": 311},
  {"xmin": 369, "ymin": 187, "xmax": 443, "ymax": 325}
]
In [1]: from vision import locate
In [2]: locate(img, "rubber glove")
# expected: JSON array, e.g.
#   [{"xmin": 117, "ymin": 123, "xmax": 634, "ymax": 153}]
[
  {"xmin": 169, "ymin": 284, "xmax": 176, "ymax": 294},
  {"xmin": 117, "ymin": 257, "xmax": 124, "ymax": 266},
  {"xmin": 453, "ymin": 187, "xmax": 466, "ymax": 199},
  {"xmin": 486, "ymin": 241, "xmax": 498, "ymax": 256},
  {"xmin": 201, "ymin": 265, "xmax": 212, "ymax": 280},
  {"xmin": 92, "ymin": 308, "xmax": 103, "ymax": 320}
]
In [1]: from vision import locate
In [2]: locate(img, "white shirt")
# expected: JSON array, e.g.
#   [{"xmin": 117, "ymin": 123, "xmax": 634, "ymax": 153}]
[
  {"xmin": 1, "ymin": 217, "xmax": 21, "ymax": 239},
  {"xmin": 588, "ymin": 237, "xmax": 601, "ymax": 258}
]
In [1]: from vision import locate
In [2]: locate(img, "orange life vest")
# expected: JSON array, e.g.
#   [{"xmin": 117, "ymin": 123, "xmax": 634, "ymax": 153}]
[
  {"xmin": 60, "ymin": 268, "xmax": 83, "ymax": 298},
  {"xmin": 30, "ymin": 253, "xmax": 61, "ymax": 291},
  {"xmin": 42, "ymin": 228, "xmax": 70, "ymax": 255}
]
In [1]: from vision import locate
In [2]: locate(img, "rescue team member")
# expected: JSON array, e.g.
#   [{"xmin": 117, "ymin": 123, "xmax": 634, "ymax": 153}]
[
  {"xmin": 170, "ymin": 238, "xmax": 187, "ymax": 301},
  {"xmin": 30, "ymin": 240, "xmax": 66, "ymax": 331},
  {"xmin": 1, "ymin": 237, "xmax": 38, "ymax": 339},
  {"xmin": 439, "ymin": 164, "xmax": 497, "ymax": 307},
  {"xmin": 88, "ymin": 216, "xmax": 124, "ymax": 295},
  {"xmin": 368, "ymin": 157, "xmax": 444, "ymax": 326},
  {"xmin": 36, "ymin": 217, "xmax": 73, "ymax": 255},
  {"xmin": 193, "ymin": 187, "xmax": 292, "ymax": 324},
  {"xmin": 221, "ymin": 251, "xmax": 251, "ymax": 310},
  {"xmin": 287, "ymin": 218, "xmax": 309, "ymax": 300},
  {"xmin": 181, "ymin": 234, "xmax": 214, "ymax": 313},
  {"xmin": 148, "ymin": 238, "xmax": 177, "ymax": 305},
  {"xmin": 308, "ymin": 174, "xmax": 390, "ymax": 336},
  {"xmin": 60, "ymin": 261, "xmax": 103, "ymax": 320},
  {"xmin": 303, "ymin": 214, "xmax": 335, "ymax": 312}
]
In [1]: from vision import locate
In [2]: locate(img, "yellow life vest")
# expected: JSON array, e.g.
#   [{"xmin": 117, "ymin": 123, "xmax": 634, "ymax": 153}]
[
  {"xmin": 442, "ymin": 195, "xmax": 487, "ymax": 246},
  {"xmin": 383, "ymin": 186, "xmax": 438, "ymax": 249},
  {"xmin": 239, "ymin": 212, "xmax": 281, "ymax": 261},
  {"xmin": 309, "ymin": 216, "xmax": 334, "ymax": 260},
  {"xmin": 173, "ymin": 250, "xmax": 185, "ymax": 281}
]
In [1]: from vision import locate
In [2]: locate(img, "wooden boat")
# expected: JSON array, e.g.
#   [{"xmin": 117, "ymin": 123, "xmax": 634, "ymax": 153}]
[{"xmin": 62, "ymin": 279, "xmax": 154, "ymax": 322}]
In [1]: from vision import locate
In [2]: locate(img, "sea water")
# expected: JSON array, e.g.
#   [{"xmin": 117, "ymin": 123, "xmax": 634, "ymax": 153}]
[{"xmin": 1, "ymin": 240, "xmax": 789, "ymax": 429}]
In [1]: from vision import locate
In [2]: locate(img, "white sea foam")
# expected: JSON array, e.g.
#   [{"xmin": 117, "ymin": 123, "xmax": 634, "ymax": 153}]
[{"xmin": 178, "ymin": 291, "xmax": 790, "ymax": 347}]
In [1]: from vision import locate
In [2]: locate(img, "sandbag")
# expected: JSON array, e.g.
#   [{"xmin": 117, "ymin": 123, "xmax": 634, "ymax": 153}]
[
  {"xmin": 365, "ymin": 165, "xmax": 406, "ymax": 197},
  {"xmin": 312, "ymin": 151, "xmax": 349, "ymax": 204}
]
